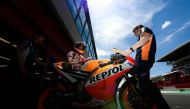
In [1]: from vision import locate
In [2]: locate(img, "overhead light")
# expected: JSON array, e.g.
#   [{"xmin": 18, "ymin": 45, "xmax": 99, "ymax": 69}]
[
  {"xmin": 0, "ymin": 56, "xmax": 11, "ymax": 61},
  {"xmin": 0, "ymin": 37, "xmax": 11, "ymax": 44},
  {"xmin": 0, "ymin": 37, "xmax": 18, "ymax": 48},
  {"xmin": 12, "ymin": 44, "xmax": 17, "ymax": 48},
  {"xmin": 0, "ymin": 65, "xmax": 8, "ymax": 68},
  {"xmin": 38, "ymin": 57, "xmax": 43, "ymax": 61}
]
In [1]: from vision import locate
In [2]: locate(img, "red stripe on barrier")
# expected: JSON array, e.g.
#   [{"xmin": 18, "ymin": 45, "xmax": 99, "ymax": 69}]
[{"xmin": 175, "ymin": 83, "xmax": 190, "ymax": 88}]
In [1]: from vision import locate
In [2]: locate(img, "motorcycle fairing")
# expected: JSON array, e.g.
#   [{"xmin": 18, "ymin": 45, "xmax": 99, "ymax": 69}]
[{"xmin": 83, "ymin": 59, "xmax": 134, "ymax": 101}]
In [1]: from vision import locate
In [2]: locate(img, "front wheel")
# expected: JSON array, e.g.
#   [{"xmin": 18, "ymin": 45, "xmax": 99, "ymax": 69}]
[
  {"xmin": 115, "ymin": 77, "xmax": 157, "ymax": 109},
  {"xmin": 115, "ymin": 77, "xmax": 134, "ymax": 109}
]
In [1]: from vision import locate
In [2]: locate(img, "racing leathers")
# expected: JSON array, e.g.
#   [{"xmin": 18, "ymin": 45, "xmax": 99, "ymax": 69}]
[{"xmin": 67, "ymin": 50, "xmax": 86, "ymax": 71}]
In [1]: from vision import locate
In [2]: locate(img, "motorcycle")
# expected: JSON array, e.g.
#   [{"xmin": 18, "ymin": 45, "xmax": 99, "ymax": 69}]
[{"xmin": 38, "ymin": 54, "xmax": 157, "ymax": 109}]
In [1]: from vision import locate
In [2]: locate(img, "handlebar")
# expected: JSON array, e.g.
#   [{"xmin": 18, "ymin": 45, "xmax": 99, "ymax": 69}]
[{"xmin": 99, "ymin": 61, "xmax": 113, "ymax": 68}]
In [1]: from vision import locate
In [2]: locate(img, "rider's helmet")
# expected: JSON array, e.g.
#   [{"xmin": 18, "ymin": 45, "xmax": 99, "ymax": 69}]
[
  {"xmin": 74, "ymin": 42, "xmax": 86, "ymax": 54},
  {"xmin": 132, "ymin": 24, "xmax": 144, "ymax": 36}
]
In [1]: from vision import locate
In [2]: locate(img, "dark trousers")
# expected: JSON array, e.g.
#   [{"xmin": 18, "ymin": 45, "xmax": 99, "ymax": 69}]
[{"xmin": 130, "ymin": 60, "xmax": 170, "ymax": 109}]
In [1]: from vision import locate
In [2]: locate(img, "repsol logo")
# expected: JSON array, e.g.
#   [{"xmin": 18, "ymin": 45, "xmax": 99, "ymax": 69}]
[{"xmin": 89, "ymin": 65, "xmax": 124, "ymax": 84}]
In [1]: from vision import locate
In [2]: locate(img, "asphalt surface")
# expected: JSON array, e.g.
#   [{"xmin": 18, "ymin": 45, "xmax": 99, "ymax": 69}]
[
  {"xmin": 162, "ymin": 92, "xmax": 190, "ymax": 109},
  {"xmin": 71, "ymin": 92, "xmax": 190, "ymax": 109},
  {"xmin": 100, "ymin": 91, "xmax": 190, "ymax": 109}
]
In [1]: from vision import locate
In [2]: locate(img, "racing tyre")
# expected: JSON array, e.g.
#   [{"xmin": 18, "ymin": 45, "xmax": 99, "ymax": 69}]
[
  {"xmin": 115, "ymin": 77, "xmax": 158, "ymax": 109},
  {"xmin": 115, "ymin": 78, "xmax": 135, "ymax": 109}
]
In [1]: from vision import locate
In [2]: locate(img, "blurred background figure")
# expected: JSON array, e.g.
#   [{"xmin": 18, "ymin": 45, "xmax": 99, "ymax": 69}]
[{"xmin": 15, "ymin": 32, "xmax": 48, "ymax": 109}]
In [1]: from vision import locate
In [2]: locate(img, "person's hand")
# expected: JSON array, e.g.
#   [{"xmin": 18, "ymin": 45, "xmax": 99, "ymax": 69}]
[
  {"xmin": 124, "ymin": 49, "xmax": 133, "ymax": 57},
  {"xmin": 112, "ymin": 48, "xmax": 132, "ymax": 56},
  {"xmin": 112, "ymin": 48, "xmax": 120, "ymax": 53},
  {"xmin": 82, "ymin": 57, "xmax": 91, "ymax": 63},
  {"xmin": 86, "ymin": 57, "xmax": 92, "ymax": 60}
]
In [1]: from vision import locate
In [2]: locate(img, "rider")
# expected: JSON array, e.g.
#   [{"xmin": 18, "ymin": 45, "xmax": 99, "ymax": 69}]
[
  {"xmin": 67, "ymin": 41, "xmax": 89, "ymax": 98},
  {"xmin": 67, "ymin": 41, "xmax": 88, "ymax": 71},
  {"xmin": 113, "ymin": 24, "xmax": 170, "ymax": 109}
]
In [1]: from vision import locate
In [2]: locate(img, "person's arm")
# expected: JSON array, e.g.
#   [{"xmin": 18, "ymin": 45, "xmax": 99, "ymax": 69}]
[
  {"xmin": 112, "ymin": 32, "xmax": 152, "ymax": 56},
  {"xmin": 68, "ymin": 56, "xmax": 77, "ymax": 64},
  {"xmin": 80, "ymin": 56, "xmax": 91, "ymax": 63},
  {"xmin": 131, "ymin": 32, "xmax": 151, "ymax": 51},
  {"xmin": 67, "ymin": 51, "xmax": 79, "ymax": 64}
]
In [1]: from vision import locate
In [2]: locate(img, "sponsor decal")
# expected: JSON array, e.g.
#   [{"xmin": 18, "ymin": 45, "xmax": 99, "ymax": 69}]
[
  {"xmin": 85, "ymin": 60, "xmax": 133, "ymax": 86},
  {"xmin": 89, "ymin": 65, "xmax": 124, "ymax": 84}
]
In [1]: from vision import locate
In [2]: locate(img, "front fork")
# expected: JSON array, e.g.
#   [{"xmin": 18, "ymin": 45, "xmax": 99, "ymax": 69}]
[
  {"xmin": 123, "ymin": 74, "xmax": 140, "ymax": 96},
  {"xmin": 115, "ymin": 74, "xmax": 142, "ymax": 109}
]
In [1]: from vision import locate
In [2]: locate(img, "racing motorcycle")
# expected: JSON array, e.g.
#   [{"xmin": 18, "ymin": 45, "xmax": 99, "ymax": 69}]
[{"xmin": 38, "ymin": 53, "xmax": 157, "ymax": 109}]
